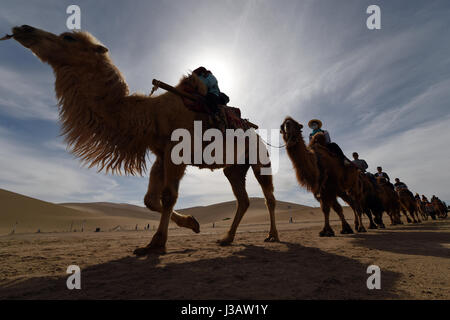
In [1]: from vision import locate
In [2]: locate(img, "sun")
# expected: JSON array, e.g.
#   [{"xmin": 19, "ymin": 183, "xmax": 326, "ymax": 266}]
[{"xmin": 187, "ymin": 53, "xmax": 236, "ymax": 95}]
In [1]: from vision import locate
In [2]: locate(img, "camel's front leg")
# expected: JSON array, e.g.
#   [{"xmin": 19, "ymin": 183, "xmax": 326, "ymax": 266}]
[
  {"xmin": 331, "ymin": 199, "xmax": 354, "ymax": 234},
  {"xmin": 144, "ymin": 156, "xmax": 200, "ymax": 234},
  {"xmin": 134, "ymin": 161, "xmax": 186, "ymax": 256},
  {"xmin": 319, "ymin": 199, "xmax": 335, "ymax": 237}
]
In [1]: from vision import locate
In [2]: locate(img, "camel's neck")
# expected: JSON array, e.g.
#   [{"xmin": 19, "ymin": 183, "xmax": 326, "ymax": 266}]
[
  {"xmin": 52, "ymin": 58, "xmax": 158, "ymax": 175},
  {"xmin": 54, "ymin": 58, "xmax": 130, "ymax": 117},
  {"xmin": 286, "ymin": 135, "xmax": 320, "ymax": 192}
]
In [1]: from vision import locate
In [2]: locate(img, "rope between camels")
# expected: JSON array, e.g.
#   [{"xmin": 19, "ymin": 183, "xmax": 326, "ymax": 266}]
[{"xmin": 259, "ymin": 136, "xmax": 286, "ymax": 149}]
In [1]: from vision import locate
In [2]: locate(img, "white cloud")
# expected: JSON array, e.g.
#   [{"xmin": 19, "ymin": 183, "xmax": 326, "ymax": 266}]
[
  {"xmin": 0, "ymin": 66, "xmax": 57, "ymax": 121},
  {"xmin": 364, "ymin": 116, "xmax": 450, "ymax": 202},
  {"xmin": 0, "ymin": 128, "xmax": 120, "ymax": 203}
]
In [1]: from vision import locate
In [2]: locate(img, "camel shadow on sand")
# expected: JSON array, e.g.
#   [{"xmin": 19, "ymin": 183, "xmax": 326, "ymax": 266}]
[
  {"xmin": 351, "ymin": 220, "xmax": 450, "ymax": 259},
  {"xmin": 0, "ymin": 241, "xmax": 404, "ymax": 300}
]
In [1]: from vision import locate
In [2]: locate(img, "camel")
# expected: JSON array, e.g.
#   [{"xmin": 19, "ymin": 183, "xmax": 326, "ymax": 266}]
[
  {"xmin": 397, "ymin": 189, "xmax": 421, "ymax": 223},
  {"xmin": 375, "ymin": 178, "xmax": 403, "ymax": 225},
  {"xmin": 415, "ymin": 194, "xmax": 428, "ymax": 221},
  {"xmin": 337, "ymin": 172, "xmax": 384, "ymax": 232},
  {"xmin": 8, "ymin": 25, "xmax": 279, "ymax": 255},
  {"xmin": 431, "ymin": 196, "xmax": 448, "ymax": 219},
  {"xmin": 422, "ymin": 195, "xmax": 437, "ymax": 220},
  {"xmin": 280, "ymin": 117, "xmax": 361, "ymax": 236},
  {"xmin": 352, "ymin": 173, "xmax": 385, "ymax": 229}
]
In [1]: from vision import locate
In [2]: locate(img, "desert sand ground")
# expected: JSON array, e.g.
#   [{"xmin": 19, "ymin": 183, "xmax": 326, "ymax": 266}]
[{"xmin": 0, "ymin": 217, "xmax": 448, "ymax": 299}]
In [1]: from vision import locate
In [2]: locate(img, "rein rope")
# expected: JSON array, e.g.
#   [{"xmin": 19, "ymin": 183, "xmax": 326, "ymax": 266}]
[{"xmin": 260, "ymin": 136, "xmax": 287, "ymax": 149}]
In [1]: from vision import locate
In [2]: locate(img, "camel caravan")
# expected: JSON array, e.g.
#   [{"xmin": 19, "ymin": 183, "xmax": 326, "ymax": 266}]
[{"xmin": 2, "ymin": 26, "xmax": 448, "ymax": 255}]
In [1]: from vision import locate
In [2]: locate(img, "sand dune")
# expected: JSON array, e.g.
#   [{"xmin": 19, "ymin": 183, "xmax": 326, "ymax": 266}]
[
  {"xmin": 1, "ymin": 188, "xmax": 331, "ymax": 236},
  {"xmin": 0, "ymin": 189, "xmax": 155, "ymax": 235},
  {"xmin": 178, "ymin": 197, "xmax": 316, "ymax": 225},
  {"xmin": 61, "ymin": 202, "xmax": 161, "ymax": 220}
]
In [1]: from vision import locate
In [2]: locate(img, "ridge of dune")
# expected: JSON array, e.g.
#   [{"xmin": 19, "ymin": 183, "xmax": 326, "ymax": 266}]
[{"xmin": 1, "ymin": 188, "xmax": 326, "ymax": 235}]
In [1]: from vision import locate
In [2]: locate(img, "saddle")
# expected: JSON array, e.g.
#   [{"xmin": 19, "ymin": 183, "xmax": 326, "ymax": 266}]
[{"xmin": 181, "ymin": 93, "xmax": 252, "ymax": 131}]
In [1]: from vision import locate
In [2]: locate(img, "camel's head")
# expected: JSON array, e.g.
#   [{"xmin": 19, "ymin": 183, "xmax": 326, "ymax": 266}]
[
  {"xmin": 280, "ymin": 117, "xmax": 303, "ymax": 147},
  {"xmin": 10, "ymin": 25, "xmax": 109, "ymax": 67}
]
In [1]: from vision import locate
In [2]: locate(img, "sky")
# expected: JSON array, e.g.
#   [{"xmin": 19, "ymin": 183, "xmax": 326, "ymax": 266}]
[{"xmin": 0, "ymin": 0, "xmax": 449, "ymax": 208}]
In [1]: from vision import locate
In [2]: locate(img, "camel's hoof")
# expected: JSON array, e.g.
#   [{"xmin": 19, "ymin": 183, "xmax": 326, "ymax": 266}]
[
  {"xmin": 369, "ymin": 224, "xmax": 378, "ymax": 230},
  {"xmin": 357, "ymin": 226, "xmax": 367, "ymax": 233},
  {"xmin": 264, "ymin": 235, "xmax": 280, "ymax": 242},
  {"xmin": 378, "ymin": 224, "xmax": 386, "ymax": 229},
  {"xmin": 319, "ymin": 229, "xmax": 335, "ymax": 237},
  {"xmin": 217, "ymin": 237, "xmax": 233, "ymax": 246},
  {"xmin": 189, "ymin": 215, "xmax": 201, "ymax": 233},
  {"xmin": 341, "ymin": 225, "xmax": 354, "ymax": 235},
  {"xmin": 133, "ymin": 246, "xmax": 166, "ymax": 256}
]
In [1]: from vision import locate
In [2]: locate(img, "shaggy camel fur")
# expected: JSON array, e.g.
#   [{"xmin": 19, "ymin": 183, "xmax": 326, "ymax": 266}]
[
  {"xmin": 375, "ymin": 178, "xmax": 402, "ymax": 225},
  {"xmin": 397, "ymin": 189, "xmax": 421, "ymax": 223},
  {"xmin": 280, "ymin": 117, "xmax": 361, "ymax": 236},
  {"xmin": 10, "ymin": 25, "xmax": 279, "ymax": 255}
]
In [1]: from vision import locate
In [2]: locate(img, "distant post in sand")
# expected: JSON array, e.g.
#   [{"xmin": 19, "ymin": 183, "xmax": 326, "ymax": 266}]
[{"xmin": 10, "ymin": 221, "xmax": 18, "ymax": 235}]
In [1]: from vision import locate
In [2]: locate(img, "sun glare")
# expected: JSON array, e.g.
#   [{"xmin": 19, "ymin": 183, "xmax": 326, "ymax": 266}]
[{"xmin": 187, "ymin": 53, "xmax": 236, "ymax": 95}]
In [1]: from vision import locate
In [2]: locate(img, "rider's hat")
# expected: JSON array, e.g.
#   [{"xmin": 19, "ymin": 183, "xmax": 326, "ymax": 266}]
[{"xmin": 308, "ymin": 119, "xmax": 322, "ymax": 129}]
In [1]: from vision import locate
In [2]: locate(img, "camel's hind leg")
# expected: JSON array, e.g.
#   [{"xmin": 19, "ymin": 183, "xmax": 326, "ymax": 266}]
[
  {"xmin": 134, "ymin": 159, "xmax": 186, "ymax": 256},
  {"xmin": 340, "ymin": 193, "xmax": 364, "ymax": 232},
  {"xmin": 219, "ymin": 164, "xmax": 250, "ymax": 246},
  {"xmin": 251, "ymin": 164, "xmax": 279, "ymax": 242},
  {"xmin": 355, "ymin": 206, "xmax": 367, "ymax": 232},
  {"xmin": 143, "ymin": 156, "xmax": 200, "ymax": 233},
  {"xmin": 331, "ymin": 199, "xmax": 354, "ymax": 234},
  {"xmin": 365, "ymin": 210, "xmax": 378, "ymax": 229}
]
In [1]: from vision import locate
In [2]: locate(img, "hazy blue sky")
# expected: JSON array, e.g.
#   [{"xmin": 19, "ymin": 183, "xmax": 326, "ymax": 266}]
[{"xmin": 0, "ymin": 0, "xmax": 449, "ymax": 208}]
